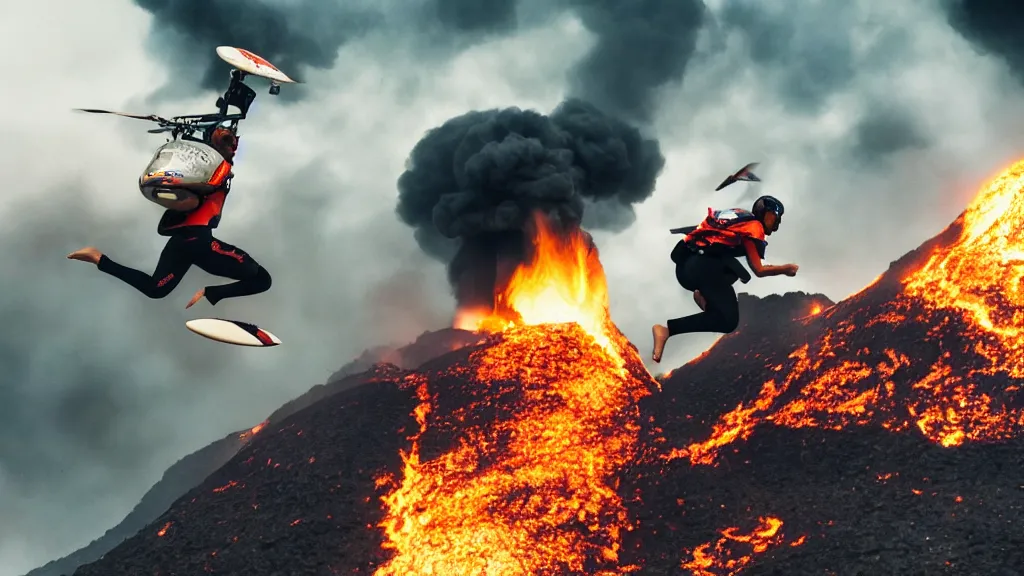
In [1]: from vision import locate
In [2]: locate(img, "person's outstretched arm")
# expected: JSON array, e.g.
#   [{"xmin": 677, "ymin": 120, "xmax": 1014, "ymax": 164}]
[{"xmin": 743, "ymin": 239, "xmax": 798, "ymax": 277}]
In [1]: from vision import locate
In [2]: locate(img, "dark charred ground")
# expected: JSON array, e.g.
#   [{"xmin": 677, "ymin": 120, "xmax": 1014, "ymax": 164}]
[
  {"xmin": 72, "ymin": 288, "xmax": 1023, "ymax": 575},
  {"xmin": 637, "ymin": 345, "xmax": 1024, "ymax": 575}
]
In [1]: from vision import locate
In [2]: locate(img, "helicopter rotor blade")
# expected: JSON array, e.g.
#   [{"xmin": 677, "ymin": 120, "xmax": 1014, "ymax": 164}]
[{"xmin": 73, "ymin": 108, "xmax": 171, "ymax": 124}]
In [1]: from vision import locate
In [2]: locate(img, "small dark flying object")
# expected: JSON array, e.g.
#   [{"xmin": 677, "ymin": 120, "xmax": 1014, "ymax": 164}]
[{"xmin": 714, "ymin": 162, "xmax": 761, "ymax": 191}]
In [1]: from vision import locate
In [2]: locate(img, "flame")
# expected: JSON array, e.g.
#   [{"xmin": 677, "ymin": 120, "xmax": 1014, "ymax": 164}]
[
  {"xmin": 453, "ymin": 212, "xmax": 618, "ymax": 355},
  {"xmin": 680, "ymin": 516, "xmax": 805, "ymax": 575},
  {"xmin": 375, "ymin": 214, "xmax": 653, "ymax": 574},
  {"xmin": 809, "ymin": 304, "xmax": 822, "ymax": 316},
  {"xmin": 666, "ymin": 160, "xmax": 1024, "ymax": 466},
  {"xmin": 453, "ymin": 306, "xmax": 493, "ymax": 331}
]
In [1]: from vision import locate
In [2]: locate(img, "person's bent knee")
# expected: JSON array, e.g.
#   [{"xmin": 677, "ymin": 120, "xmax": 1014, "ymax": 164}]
[{"xmin": 253, "ymin": 266, "xmax": 272, "ymax": 293}]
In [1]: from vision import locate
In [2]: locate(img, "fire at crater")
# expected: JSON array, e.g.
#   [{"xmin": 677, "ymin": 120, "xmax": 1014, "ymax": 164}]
[{"xmin": 395, "ymin": 98, "xmax": 665, "ymax": 314}]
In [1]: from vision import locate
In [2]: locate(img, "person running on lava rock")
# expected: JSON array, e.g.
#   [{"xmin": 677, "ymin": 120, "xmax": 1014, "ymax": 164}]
[{"xmin": 651, "ymin": 195, "xmax": 798, "ymax": 363}]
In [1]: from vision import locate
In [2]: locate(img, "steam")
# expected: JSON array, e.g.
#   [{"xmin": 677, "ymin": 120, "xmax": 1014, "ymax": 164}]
[{"xmin": 395, "ymin": 98, "xmax": 664, "ymax": 309}]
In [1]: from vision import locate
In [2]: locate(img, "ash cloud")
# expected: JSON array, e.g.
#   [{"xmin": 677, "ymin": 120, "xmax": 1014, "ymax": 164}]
[
  {"xmin": 848, "ymin": 104, "xmax": 931, "ymax": 167},
  {"xmin": 132, "ymin": 0, "xmax": 382, "ymax": 99},
  {"xmin": 564, "ymin": 0, "xmax": 708, "ymax": 123},
  {"xmin": 131, "ymin": 0, "xmax": 524, "ymax": 102},
  {"xmin": 942, "ymin": 0, "xmax": 1024, "ymax": 84},
  {"xmin": 430, "ymin": 0, "xmax": 519, "ymax": 34},
  {"xmin": 132, "ymin": 0, "xmax": 709, "ymax": 124},
  {"xmin": 717, "ymin": 1, "xmax": 857, "ymax": 114},
  {"xmin": 698, "ymin": 2, "xmax": 934, "ymax": 168},
  {"xmin": 395, "ymin": 98, "xmax": 664, "ymax": 309}
]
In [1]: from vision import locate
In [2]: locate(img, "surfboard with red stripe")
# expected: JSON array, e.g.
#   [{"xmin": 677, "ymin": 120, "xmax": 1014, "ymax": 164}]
[{"xmin": 185, "ymin": 318, "xmax": 282, "ymax": 347}]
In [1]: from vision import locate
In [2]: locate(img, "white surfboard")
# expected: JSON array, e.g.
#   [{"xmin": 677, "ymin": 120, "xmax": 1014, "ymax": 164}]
[
  {"xmin": 215, "ymin": 46, "xmax": 297, "ymax": 84},
  {"xmin": 185, "ymin": 318, "xmax": 282, "ymax": 347}
]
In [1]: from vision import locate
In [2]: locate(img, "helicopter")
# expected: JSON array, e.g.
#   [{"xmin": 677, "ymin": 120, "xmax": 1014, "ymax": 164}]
[{"xmin": 76, "ymin": 46, "xmax": 297, "ymax": 212}]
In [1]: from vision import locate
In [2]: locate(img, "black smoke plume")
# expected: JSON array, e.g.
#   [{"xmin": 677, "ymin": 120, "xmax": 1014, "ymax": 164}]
[
  {"xmin": 565, "ymin": 0, "xmax": 708, "ymax": 123},
  {"xmin": 131, "ymin": 0, "xmax": 523, "ymax": 101},
  {"xmin": 395, "ymin": 98, "xmax": 665, "ymax": 311},
  {"xmin": 943, "ymin": 0, "xmax": 1024, "ymax": 84},
  {"xmin": 132, "ymin": 0, "xmax": 381, "ymax": 98},
  {"xmin": 132, "ymin": 0, "xmax": 708, "ymax": 119}
]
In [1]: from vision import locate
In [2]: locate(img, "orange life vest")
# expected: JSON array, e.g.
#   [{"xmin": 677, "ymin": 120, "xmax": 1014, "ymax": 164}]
[
  {"xmin": 681, "ymin": 207, "xmax": 767, "ymax": 259},
  {"xmin": 157, "ymin": 159, "xmax": 233, "ymax": 235}
]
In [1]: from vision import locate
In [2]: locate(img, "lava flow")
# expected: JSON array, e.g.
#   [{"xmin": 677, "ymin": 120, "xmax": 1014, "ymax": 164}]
[
  {"xmin": 903, "ymin": 159, "xmax": 1024, "ymax": 378},
  {"xmin": 666, "ymin": 159, "xmax": 1024, "ymax": 466},
  {"xmin": 374, "ymin": 213, "xmax": 654, "ymax": 575},
  {"xmin": 680, "ymin": 517, "xmax": 805, "ymax": 576}
]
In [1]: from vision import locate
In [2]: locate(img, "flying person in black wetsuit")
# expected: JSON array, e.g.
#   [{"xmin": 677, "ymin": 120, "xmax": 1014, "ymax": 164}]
[
  {"xmin": 651, "ymin": 195, "xmax": 798, "ymax": 363},
  {"xmin": 67, "ymin": 127, "xmax": 272, "ymax": 309}
]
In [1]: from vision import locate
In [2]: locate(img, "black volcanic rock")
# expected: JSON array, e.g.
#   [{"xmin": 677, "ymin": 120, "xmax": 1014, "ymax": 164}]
[
  {"xmin": 326, "ymin": 328, "xmax": 487, "ymax": 384},
  {"xmin": 266, "ymin": 328, "xmax": 487, "ymax": 427},
  {"xmin": 736, "ymin": 291, "xmax": 834, "ymax": 327},
  {"xmin": 625, "ymin": 426, "xmax": 1023, "ymax": 575}
]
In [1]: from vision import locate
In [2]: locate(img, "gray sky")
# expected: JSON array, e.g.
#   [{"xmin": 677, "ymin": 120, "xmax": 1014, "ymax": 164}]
[{"xmin": 3, "ymin": 0, "xmax": 1024, "ymax": 573}]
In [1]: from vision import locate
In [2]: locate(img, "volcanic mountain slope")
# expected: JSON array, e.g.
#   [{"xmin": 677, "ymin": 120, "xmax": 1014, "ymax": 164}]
[
  {"xmin": 74, "ymin": 162, "xmax": 1024, "ymax": 575},
  {"xmin": 27, "ymin": 330, "xmax": 483, "ymax": 576},
  {"xmin": 23, "ymin": 429, "xmax": 252, "ymax": 576}
]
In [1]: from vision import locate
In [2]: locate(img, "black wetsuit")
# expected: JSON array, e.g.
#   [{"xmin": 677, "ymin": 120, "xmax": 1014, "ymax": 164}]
[
  {"xmin": 98, "ymin": 167, "xmax": 271, "ymax": 305},
  {"xmin": 666, "ymin": 250, "xmax": 742, "ymax": 336},
  {"xmin": 665, "ymin": 208, "xmax": 770, "ymax": 338}
]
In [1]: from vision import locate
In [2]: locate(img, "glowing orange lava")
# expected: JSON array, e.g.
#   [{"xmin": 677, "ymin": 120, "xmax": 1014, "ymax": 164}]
[
  {"xmin": 156, "ymin": 521, "xmax": 172, "ymax": 537},
  {"xmin": 680, "ymin": 516, "xmax": 805, "ymax": 576},
  {"xmin": 374, "ymin": 213, "xmax": 653, "ymax": 574},
  {"xmin": 238, "ymin": 419, "xmax": 268, "ymax": 440},
  {"xmin": 903, "ymin": 158, "xmax": 1024, "ymax": 378},
  {"xmin": 666, "ymin": 159, "xmax": 1024, "ymax": 465}
]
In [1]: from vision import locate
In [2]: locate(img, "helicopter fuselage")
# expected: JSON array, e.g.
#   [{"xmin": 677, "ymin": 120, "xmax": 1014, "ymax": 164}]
[{"xmin": 139, "ymin": 139, "xmax": 229, "ymax": 211}]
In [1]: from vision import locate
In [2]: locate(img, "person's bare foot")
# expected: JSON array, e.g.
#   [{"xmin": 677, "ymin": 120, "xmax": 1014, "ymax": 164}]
[
  {"xmin": 693, "ymin": 290, "xmax": 707, "ymax": 311},
  {"xmin": 185, "ymin": 287, "xmax": 206, "ymax": 309},
  {"xmin": 66, "ymin": 247, "xmax": 102, "ymax": 265},
  {"xmin": 651, "ymin": 324, "xmax": 670, "ymax": 363}
]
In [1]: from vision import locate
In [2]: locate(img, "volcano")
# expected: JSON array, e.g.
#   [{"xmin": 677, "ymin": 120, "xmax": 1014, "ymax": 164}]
[{"xmin": 71, "ymin": 162, "xmax": 1024, "ymax": 575}]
